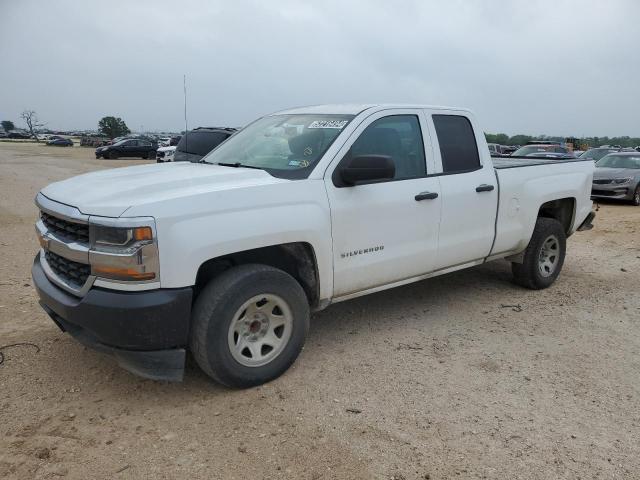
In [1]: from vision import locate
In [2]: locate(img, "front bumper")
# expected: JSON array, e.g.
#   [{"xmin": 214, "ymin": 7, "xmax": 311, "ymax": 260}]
[
  {"xmin": 32, "ymin": 255, "xmax": 193, "ymax": 381},
  {"xmin": 591, "ymin": 184, "xmax": 634, "ymax": 200}
]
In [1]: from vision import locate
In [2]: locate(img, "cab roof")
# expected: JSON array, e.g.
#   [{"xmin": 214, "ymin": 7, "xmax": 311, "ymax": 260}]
[{"xmin": 272, "ymin": 103, "xmax": 472, "ymax": 116}]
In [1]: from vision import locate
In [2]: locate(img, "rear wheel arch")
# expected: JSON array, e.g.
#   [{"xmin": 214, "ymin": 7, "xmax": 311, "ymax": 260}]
[{"xmin": 537, "ymin": 197, "xmax": 576, "ymax": 236}]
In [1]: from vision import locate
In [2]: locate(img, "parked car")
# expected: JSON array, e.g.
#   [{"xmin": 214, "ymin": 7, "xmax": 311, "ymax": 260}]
[
  {"xmin": 174, "ymin": 127, "xmax": 236, "ymax": 162},
  {"xmin": 8, "ymin": 131, "xmax": 31, "ymax": 139},
  {"xmin": 46, "ymin": 138, "xmax": 73, "ymax": 147},
  {"xmin": 95, "ymin": 138, "xmax": 158, "ymax": 159},
  {"xmin": 487, "ymin": 143, "xmax": 509, "ymax": 156},
  {"xmin": 156, "ymin": 145, "xmax": 176, "ymax": 162},
  {"xmin": 511, "ymin": 144, "xmax": 574, "ymax": 157},
  {"xmin": 591, "ymin": 152, "xmax": 640, "ymax": 205},
  {"xmin": 580, "ymin": 147, "xmax": 627, "ymax": 162},
  {"xmin": 32, "ymin": 104, "xmax": 595, "ymax": 387},
  {"xmin": 525, "ymin": 152, "xmax": 574, "ymax": 159}
]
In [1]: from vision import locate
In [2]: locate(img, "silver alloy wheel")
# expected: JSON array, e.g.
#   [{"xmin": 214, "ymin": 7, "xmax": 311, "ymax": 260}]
[
  {"xmin": 634, "ymin": 188, "xmax": 640, "ymax": 205},
  {"xmin": 227, "ymin": 293, "xmax": 293, "ymax": 367},
  {"xmin": 538, "ymin": 234, "xmax": 560, "ymax": 277}
]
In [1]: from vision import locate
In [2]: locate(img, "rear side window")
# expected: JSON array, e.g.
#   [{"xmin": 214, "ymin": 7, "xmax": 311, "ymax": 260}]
[
  {"xmin": 432, "ymin": 115, "xmax": 481, "ymax": 173},
  {"xmin": 178, "ymin": 131, "xmax": 230, "ymax": 156}
]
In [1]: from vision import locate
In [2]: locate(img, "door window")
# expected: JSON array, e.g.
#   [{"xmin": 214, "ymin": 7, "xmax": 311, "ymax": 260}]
[
  {"xmin": 350, "ymin": 115, "xmax": 426, "ymax": 180},
  {"xmin": 432, "ymin": 115, "xmax": 481, "ymax": 173}
]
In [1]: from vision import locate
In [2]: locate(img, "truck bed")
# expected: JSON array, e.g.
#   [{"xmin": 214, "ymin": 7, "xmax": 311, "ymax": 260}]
[{"xmin": 492, "ymin": 157, "xmax": 592, "ymax": 169}]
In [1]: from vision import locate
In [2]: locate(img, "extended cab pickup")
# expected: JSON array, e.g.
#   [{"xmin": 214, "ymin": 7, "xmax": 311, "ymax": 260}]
[{"xmin": 32, "ymin": 104, "xmax": 595, "ymax": 387}]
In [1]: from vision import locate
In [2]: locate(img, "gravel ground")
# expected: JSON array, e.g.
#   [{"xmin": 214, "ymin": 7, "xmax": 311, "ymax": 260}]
[{"xmin": 1, "ymin": 142, "xmax": 639, "ymax": 480}]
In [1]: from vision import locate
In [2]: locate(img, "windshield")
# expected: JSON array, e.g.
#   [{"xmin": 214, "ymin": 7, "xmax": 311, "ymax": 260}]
[
  {"xmin": 512, "ymin": 145, "xmax": 555, "ymax": 156},
  {"xmin": 581, "ymin": 148, "xmax": 617, "ymax": 161},
  {"xmin": 596, "ymin": 155, "xmax": 640, "ymax": 169},
  {"xmin": 202, "ymin": 114, "xmax": 354, "ymax": 178}
]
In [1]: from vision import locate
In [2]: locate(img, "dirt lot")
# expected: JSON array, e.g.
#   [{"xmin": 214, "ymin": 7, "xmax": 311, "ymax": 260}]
[{"xmin": 0, "ymin": 142, "xmax": 639, "ymax": 480}]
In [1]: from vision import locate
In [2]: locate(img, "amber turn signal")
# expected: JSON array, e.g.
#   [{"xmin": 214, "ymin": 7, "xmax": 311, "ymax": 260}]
[
  {"xmin": 133, "ymin": 226, "xmax": 153, "ymax": 241},
  {"xmin": 92, "ymin": 265, "xmax": 156, "ymax": 281}
]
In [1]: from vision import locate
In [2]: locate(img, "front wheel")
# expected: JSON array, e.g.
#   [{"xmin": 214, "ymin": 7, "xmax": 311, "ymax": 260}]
[
  {"xmin": 108, "ymin": 150, "xmax": 119, "ymax": 159},
  {"xmin": 512, "ymin": 217, "xmax": 566, "ymax": 290},
  {"xmin": 190, "ymin": 264, "xmax": 310, "ymax": 388}
]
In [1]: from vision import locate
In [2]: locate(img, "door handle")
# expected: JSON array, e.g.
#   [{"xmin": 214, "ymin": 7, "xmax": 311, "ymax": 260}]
[
  {"xmin": 415, "ymin": 191, "xmax": 439, "ymax": 201},
  {"xmin": 476, "ymin": 184, "xmax": 495, "ymax": 192}
]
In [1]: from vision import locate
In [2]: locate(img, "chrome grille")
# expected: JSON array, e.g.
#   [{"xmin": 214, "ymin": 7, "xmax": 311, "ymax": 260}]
[
  {"xmin": 44, "ymin": 250, "xmax": 90, "ymax": 288},
  {"xmin": 593, "ymin": 179, "xmax": 613, "ymax": 185},
  {"xmin": 41, "ymin": 211, "xmax": 89, "ymax": 244}
]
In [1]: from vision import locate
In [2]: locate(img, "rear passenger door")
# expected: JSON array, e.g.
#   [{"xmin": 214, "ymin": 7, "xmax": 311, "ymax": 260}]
[{"xmin": 428, "ymin": 113, "xmax": 498, "ymax": 269}]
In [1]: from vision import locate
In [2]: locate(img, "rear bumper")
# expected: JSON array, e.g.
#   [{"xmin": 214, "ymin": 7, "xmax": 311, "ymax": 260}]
[{"xmin": 32, "ymin": 255, "xmax": 193, "ymax": 381}]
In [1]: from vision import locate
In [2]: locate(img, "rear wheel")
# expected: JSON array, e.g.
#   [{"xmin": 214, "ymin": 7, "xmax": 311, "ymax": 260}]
[
  {"xmin": 146, "ymin": 150, "xmax": 156, "ymax": 159},
  {"xmin": 632, "ymin": 186, "xmax": 640, "ymax": 206},
  {"xmin": 190, "ymin": 264, "xmax": 310, "ymax": 388},
  {"xmin": 512, "ymin": 217, "xmax": 566, "ymax": 289}
]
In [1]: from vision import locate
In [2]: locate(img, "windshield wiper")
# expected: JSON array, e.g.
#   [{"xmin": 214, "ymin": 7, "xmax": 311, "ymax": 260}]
[{"xmin": 214, "ymin": 162, "xmax": 264, "ymax": 170}]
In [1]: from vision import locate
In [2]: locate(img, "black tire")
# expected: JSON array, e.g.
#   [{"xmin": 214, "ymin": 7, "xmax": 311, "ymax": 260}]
[
  {"xmin": 146, "ymin": 150, "xmax": 156, "ymax": 159},
  {"xmin": 190, "ymin": 264, "xmax": 310, "ymax": 388},
  {"xmin": 511, "ymin": 217, "xmax": 566, "ymax": 290},
  {"xmin": 108, "ymin": 150, "xmax": 119, "ymax": 159},
  {"xmin": 632, "ymin": 186, "xmax": 640, "ymax": 206}
]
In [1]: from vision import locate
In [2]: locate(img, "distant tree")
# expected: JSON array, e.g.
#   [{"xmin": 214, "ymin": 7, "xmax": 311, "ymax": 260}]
[
  {"xmin": 1, "ymin": 120, "xmax": 15, "ymax": 132},
  {"xmin": 20, "ymin": 110, "xmax": 45, "ymax": 141},
  {"xmin": 98, "ymin": 116, "xmax": 130, "ymax": 139},
  {"xmin": 509, "ymin": 135, "xmax": 532, "ymax": 146}
]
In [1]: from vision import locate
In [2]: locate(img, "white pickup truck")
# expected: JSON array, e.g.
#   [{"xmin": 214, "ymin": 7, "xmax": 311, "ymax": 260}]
[{"xmin": 33, "ymin": 104, "xmax": 595, "ymax": 387}]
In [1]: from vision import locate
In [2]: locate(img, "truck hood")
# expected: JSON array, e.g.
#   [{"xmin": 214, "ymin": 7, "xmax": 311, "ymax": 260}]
[
  {"xmin": 593, "ymin": 167, "xmax": 637, "ymax": 180},
  {"xmin": 41, "ymin": 162, "xmax": 286, "ymax": 217}
]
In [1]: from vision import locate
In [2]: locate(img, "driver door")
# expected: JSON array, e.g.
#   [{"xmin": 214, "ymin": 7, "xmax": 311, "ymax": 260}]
[
  {"xmin": 324, "ymin": 109, "xmax": 442, "ymax": 298},
  {"xmin": 122, "ymin": 139, "xmax": 138, "ymax": 157}
]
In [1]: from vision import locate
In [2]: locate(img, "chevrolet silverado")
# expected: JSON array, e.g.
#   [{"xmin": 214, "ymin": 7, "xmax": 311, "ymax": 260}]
[{"xmin": 33, "ymin": 104, "xmax": 595, "ymax": 387}]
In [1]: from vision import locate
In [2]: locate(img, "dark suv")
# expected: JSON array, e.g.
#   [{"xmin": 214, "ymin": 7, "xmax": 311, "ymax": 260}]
[
  {"xmin": 95, "ymin": 138, "xmax": 158, "ymax": 159},
  {"xmin": 174, "ymin": 127, "xmax": 236, "ymax": 162}
]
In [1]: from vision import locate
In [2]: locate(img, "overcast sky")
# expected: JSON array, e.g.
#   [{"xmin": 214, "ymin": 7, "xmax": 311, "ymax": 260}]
[{"xmin": 1, "ymin": 0, "xmax": 639, "ymax": 136}]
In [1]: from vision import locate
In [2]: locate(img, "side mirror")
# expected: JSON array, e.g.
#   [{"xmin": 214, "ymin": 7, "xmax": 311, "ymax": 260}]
[{"xmin": 339, "ymin": 154, "xmax": 395, "ymax": 186}]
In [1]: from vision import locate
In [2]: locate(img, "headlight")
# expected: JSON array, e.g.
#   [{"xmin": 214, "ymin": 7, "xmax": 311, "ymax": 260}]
[
  {"xmin": 613, "ymin": 178, "xmax": 631, "ymax": 184},
  {"xmin": 88, "ymin": 220, "xmax": 159, "ymax": 282}
]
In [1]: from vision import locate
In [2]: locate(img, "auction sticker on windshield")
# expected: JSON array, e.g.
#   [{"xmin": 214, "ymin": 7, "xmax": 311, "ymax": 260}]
[{"xmin": 308, "ymin": 120, "xmax": 349, "ymax": 129}]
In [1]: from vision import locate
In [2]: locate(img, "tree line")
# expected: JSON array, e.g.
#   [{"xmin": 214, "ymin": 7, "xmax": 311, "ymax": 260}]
[
  {"xmin": 485, "ymin": 132, "xmax": 640, "ymax": 148},
  {"xmin": 4, "ymin": 112, "xmax": 640, "ymax": 148}
]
